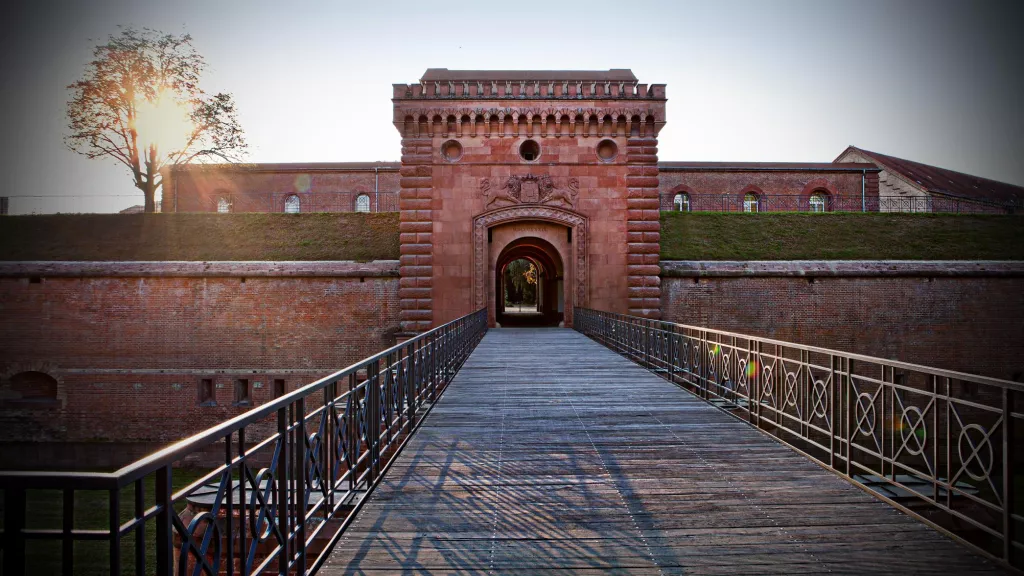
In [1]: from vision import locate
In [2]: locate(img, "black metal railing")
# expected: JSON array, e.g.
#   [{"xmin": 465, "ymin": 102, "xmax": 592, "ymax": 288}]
[
  {"xmin": 574, "ymin": 308, "xmax": 1023, "ymax": 570},
  {"xmin": 661, "ymin": 193, "xmax": 1019, "ymax": 214},
  {"xmin": 0, "ymin": 308, "xmax": 487, "ymax": 576}
]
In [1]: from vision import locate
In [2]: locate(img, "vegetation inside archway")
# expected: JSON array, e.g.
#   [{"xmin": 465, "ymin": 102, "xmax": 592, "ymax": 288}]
[{"xmin": 503, "ymin": 258, "xmax": 537, "ymax": 308}]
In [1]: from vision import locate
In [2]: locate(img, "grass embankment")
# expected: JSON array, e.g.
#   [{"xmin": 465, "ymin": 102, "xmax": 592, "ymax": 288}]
[
  {"xmin": 2, "ymin": 212, "xmax": 1021, "ymax": 262},
  {"xmin": 0, "ymin": 213, "xmax": 401, "ymax": 261},
  {"xmin": 660, "ymin": 213, "xmax": 1024, "ymax": 260}
]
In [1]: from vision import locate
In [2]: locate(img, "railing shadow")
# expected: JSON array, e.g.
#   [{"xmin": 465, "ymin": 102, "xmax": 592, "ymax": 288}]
[{"xmin": 574, "ymin": 308, "xmax": 1024, "ymax": 572}]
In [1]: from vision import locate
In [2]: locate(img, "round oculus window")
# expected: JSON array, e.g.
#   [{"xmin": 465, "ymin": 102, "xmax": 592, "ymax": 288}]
[
  {"xmin": 519, "ymin": 139, "xmax": 540, "ymax": 162},
  {"xmin": 596, "ymin": 139, "xmax": 618, "ymax": 162},
  {"xmin": 441, "ymin": 140, "xmax": 463, "ymax": 162}
]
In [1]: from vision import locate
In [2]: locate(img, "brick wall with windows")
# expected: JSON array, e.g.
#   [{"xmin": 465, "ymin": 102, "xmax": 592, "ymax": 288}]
[
  {"xmin": 660, "ymin": 261, "xmax": 1024, "ymax": 381},
  {"xmin": 658, "ymin": 164, "xmax": 880, "ymax": 212},
  {"xmin": 0, "ymin": 261, "xmax": 401, "ymax": 447},
  {"xmin": 162, "ymin": 163, "xmax": 401, "ymax": 213}
]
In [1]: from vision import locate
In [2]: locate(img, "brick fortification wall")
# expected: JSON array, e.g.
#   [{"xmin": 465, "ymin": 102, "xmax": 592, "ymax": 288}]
[
  {"xmin": 658, "ymin": 165, "xmax": 880, "ymax": 211},
  {"xmin": 661, "ymin": 261, "xmax": 1024, "ymax": 381},
  {"xmin": 163, "ymin": 163, "xmax": 401, "ymax": 213},
  {"xmin": 0, "ymin": 261, "xmax": 401, "ymax": 451}
]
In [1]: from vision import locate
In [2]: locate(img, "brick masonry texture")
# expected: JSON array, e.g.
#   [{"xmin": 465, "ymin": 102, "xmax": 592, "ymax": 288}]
[
  {"xmin": 163, "ymin": 164, "xmax": 400, "ymax": 213},
  {"xmin": 658, "ymin": 168, "xmax": 879, "ymax": 211},
  {"xmin": 661, "ymin": 261, "xmax": 1024, "ymax": 381},
  {"xmin": 0, "ymin": 261, "xmax": 401, "ymax": 445},
  {"xmin": 392, "ymin": 70, "xmax": 668, "ymax": 329}
]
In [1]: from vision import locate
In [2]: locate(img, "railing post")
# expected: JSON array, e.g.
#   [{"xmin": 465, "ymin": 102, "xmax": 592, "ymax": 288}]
[
  {"xmin": 405, "ymin": 342, "xmax": 416, "ymax": 431},
  {"xmin": 62, "ymin": 488, "xmax": 74, "ymax": 576},
  {"xmin": 223, "ymin": 437, "xmax": 232, "ymax": 576},
  {"xmin": 367, "ymin": 361, "xmax": 380, "ymax": 483},
  {"xmin": 1004, "ymin": 387, "xmax": 1019, "ymax": 567},
  {"xmin": 296, "ymin": 397, "xmax": 307, "ymax": 575},
  {"xmin": 109, "ymin": 487, "xmax": 121, "ymax": 576},
  {"xmin": 829, "ymin": 354, "xmax": 838, "ymax": 470},
  {"xmin": 750, "ymin": 340, "xmax": 759, "ymax": 426},
  {"xmin": 430, "ymin": 336, "xmax": 438, "ymax": 403},
  {"xmin": 4, "ymin": 487, "xmax": 26, "ymax": 576},
  {"xmin": 276, "ymin": 404, "xmax": 289, "ymax": 576},
  {"xmin": 155, "ymin": 466, "xmax": 172, "ymax": 576},
  {"xmin": 348, "ymin": 373, "xmax": 358, "ymax": 493},
  {"xmin": 847, "ymin": 359, "xmax": 855, "ymax": 478},
  {"xmin": 699, "ymin": 330, "xmax": 709, "ymax": 399}
]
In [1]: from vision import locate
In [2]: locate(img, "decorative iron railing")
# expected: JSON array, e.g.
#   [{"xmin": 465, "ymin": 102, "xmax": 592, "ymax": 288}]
[
  {"xmin": 0, "ymin": 308, "xmax": 487, "ymax": 576},
  {"xmin": 660, "ymin": 193, "xmax": 1019, "ymax": 214},
  {"xmin": 574, "ymin": 308, "xmax": 1023, "ymax": 570}
]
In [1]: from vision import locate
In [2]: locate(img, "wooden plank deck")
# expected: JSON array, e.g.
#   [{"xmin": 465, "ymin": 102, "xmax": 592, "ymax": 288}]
[{"xmin": 321, "ymin": 328, "xmax": 1004, "ymax": 575}]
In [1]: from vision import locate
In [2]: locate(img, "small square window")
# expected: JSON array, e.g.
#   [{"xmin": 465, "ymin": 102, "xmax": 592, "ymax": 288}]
[
  {"xmin": 234, "ymin": 378, "xmax": 252, "ymax": 406},
  {"xmin": 273, "ymin": 379, "xmax": 286, "ymax": 399},
  {"xmin": 198, "ymin": 378, "xmax": 215, "ymax": 406}
]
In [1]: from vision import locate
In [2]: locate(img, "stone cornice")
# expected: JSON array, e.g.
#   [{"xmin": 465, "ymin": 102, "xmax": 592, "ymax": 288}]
[
  {"xmin": 660, "ymin": 260, "xmax": 1024, "ymax": 278},
  {"xmin": 0, "ymin": 261, "xmax": 401, "ymax": 278}
]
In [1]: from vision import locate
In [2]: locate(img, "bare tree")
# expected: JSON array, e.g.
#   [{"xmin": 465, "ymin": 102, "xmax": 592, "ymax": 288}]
[{"xmin": 66, "ymin": 27, "xmax": 246, "ymax": 213}]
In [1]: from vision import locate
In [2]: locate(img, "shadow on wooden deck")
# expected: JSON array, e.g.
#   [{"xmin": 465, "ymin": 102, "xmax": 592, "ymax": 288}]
[{"xmin": 320, "ymin": 329, "xmax": 1005, "ymax": 575}]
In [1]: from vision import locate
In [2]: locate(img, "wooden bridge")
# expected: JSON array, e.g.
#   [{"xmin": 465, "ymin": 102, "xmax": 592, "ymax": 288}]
[
  {"xmin": 321, "ymin": 328, "xmax": 1003, "ymax": 574},
  {"xmin": 3, "ymin": 309, "xmax": 1018, "ymax": 575}
]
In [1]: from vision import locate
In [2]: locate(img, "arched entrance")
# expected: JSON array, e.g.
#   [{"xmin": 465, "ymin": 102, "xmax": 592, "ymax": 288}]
[
  {"xmin": 473, "ymin": 204, "xmax": 588, "ymax": 328},
  {"xmin": 495, "ymin": 237, "xmax": 564, "ymax": 327}
]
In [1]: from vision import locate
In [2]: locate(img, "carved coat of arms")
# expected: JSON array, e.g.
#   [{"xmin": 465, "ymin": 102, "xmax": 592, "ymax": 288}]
[{"xmin": 480, "ymin": 174, "xmax": 580, "ymax": 209}]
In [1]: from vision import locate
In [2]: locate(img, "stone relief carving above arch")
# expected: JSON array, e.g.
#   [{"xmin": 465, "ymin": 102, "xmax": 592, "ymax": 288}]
[
  {"xmin": 481, "ymin": 174, "xmax": 580, "ymax": 209},
  {"xmin": 472, "ymin": 205, "xmax": 588, "ymax": 325}
]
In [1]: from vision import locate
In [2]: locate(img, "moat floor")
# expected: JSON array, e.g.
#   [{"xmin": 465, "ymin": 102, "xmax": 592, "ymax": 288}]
[{"xmin": 321, "ymin": 328, "xmax": 1003, "ymax": 575}]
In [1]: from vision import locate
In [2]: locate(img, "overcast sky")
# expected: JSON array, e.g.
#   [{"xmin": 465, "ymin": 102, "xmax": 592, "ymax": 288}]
[{"xmin": 2, "ymin": 0, "xmax": 1022, "ymax": 213}]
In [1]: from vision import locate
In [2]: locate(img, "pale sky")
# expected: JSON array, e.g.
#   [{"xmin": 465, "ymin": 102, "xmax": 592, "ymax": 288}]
[{"xmin": 2, "ymin": 0, "xmax": 1022, "ymax": 213}]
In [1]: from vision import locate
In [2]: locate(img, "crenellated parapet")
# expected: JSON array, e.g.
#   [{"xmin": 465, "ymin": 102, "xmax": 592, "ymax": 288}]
[
  {"xmin": 393, "ymin": 104, "xmax": 665, "ymax": 139},
  {"xmin": 393, "ymin": 68, "xmax": 665, "ymax": 101}
]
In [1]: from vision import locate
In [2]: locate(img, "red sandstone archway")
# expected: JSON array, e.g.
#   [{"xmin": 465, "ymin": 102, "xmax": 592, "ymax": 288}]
[
  {"xmin": 495, "ymin": 237, "xmax": 564, "ymax": 327},
  {"xmin": 473, "ymin": 204, "xmax": 588, "ymax": 327}
]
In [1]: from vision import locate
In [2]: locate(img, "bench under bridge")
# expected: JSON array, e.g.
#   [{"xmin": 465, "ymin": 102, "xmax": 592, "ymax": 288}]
[{"xmin": 1, "ymin": 309, "xmax": 1020, "ymax": 574}]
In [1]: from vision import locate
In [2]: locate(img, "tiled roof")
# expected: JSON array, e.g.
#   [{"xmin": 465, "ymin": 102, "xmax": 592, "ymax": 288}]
[
  {"xmin": 171, "ymin": 162, "xmax": 400, "ymax": 172},
  {"xmin": 839, "ymin": 146, "xmax": 1023, "ymax": 206},
  {"xmin": 421, "ymin": 69, "xmax": 638, "ymax": 82},
  {"xmin": 658, "ymin": 162, "xmax": 877, "ymax": 172}
]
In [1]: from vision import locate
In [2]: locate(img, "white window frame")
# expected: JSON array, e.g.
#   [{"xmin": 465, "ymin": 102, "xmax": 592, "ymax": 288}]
[
  {"xmin": 743, "ymin": 193, "xmax": 759, "ymax": 213},
  {"xmin": 809, "ymin": 193, "xmax": 827, "ymax": 212},
  {"xmin": 673, "ymin": 193, "xmax": 690, "ymax": 212},
  {"xmin": 284, "ymin": 195, "xmax": 301, "ymax": 213},
  {"xmin": 217, "ymin": 198, "xmax": 231, "ymax": 213},
  {"xmin": 355, "ymin": 194, "xmax": 371, "ymax": 213}
]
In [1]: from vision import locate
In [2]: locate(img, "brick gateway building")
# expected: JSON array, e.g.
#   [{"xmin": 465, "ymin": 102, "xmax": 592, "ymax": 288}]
[
  {"xmin": 166, "ymin": 69, "xmax": 884, "ymax": 330},
  {"xmin": 161, "ymin": 69, "xmax": 1023, "ymax": 331},
  {"xmin": 3, "ymin": 70, "xmax": 1022, "ymax": 459}
]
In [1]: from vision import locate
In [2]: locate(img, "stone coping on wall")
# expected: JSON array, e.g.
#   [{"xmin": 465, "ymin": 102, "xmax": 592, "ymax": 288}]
[
  {"xmin": 661, "ymin": 260, "xmax": 1024, "ymax": 278},
  {"xmin": 0, "ymin": 260, "xmax": 401, "ymax": 278}
]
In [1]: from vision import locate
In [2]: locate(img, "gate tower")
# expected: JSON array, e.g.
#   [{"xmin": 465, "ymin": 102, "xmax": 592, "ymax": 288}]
[{"xmin": 393, "ymin": 69, "xmax": 666, "ymax": 332}]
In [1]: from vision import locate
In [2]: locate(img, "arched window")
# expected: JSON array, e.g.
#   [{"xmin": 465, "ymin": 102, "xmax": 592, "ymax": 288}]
[
  {"xmin": 355, "ymin": 194, "xmax": 371, "ymax": 213},
  {"xmin": 673, "ymin": 193, "xmax": 690, "ymax": 212},
  {"xmin": 284, "ymin": 195, "xmax": 300, "ymax": 213},
  {"xmin": 743, "ymin": 192, "xmax": 759, "ymax": 213},
  {"xmin": 809, "ymin": 192, "xmax": 828, "ymax": 212},
  {"xmin": 7, "ymin": 371, "xmax": 59, "ymax": 404},
  {"xmin": 217, "ymin": 197, "xmax": 231, "ymax": 213}
]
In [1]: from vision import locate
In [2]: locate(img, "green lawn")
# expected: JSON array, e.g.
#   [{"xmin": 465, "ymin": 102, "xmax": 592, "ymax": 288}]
[
  {"xmin": 661, "ymin": 213, "xmax": 1024, "ymax": 260},
  {"xmin": 3, "ymin": 212, "xmax": 1022, "ymax": 262},
  {"xmin": 0, "ymin": 213, "xmax": 400, "ymax": 261}
]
